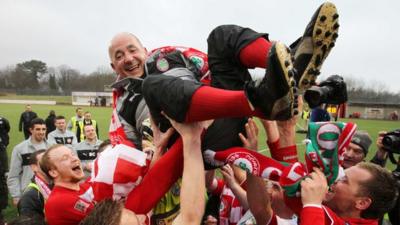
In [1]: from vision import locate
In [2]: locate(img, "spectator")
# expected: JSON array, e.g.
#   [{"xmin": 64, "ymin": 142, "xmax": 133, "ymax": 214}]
[
  {"xmin": 76, "ymin": 111, "xmax": 99, "ymax": 143},
  {"xmin": 0, "ymin": 115, "xmax": 10, "ymax": 224},
  {"xmin": 67, "ymin": 107, "xmax": 84, "ymax": 134},
  {"xmin": 310, "ymin": 104, "xmax": 330, "ymax": 122},
  {"xmin": 45, "ymin": 110, "xmax": 57, "ymax": 137},
  {"xmin": 47, "ymin": 115, "xmax": 78, "ymax": 150},
  {"xmin": 342, "ymin": 131, "xmax": 372, "ymax": 169},
  {"xmin": 94, "ymin": 97, "xmax": 99, "ymax": 107},
  {"xmin": 7, "ymin": 118, "xmax": 49, "ymax": 207},
  {"xmin": 74, "ymin": 124, "xmax": 103, "ymax": 178},
  {"xmin": 18, "ymin": 150, "xmax": 50, "ymax": 219},
  {"xmin": 342, "ymin": 130, "xmax": 392, "ymax": 169},
  {"xmin": 19, "ymin": 104, "xmax": 38, "ymax": 139},
  {"xmin": 100, "ymin": 97, "xmax": 106, "ymax": 106}
]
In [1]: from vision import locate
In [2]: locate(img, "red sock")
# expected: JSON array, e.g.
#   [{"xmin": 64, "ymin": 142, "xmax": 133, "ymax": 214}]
[
  {"xmin": 239, "ymin": 38, "xmax": 272, "ymax": 68},
  {"xmin": 185, "ymin": 86, "xmax": 264, "ymax": 122},
  {"xmin": 203, "ymin": 147, "xmax": 286, "ymax": 181},
  {"xmin": 267, "ymin": 139, "xmax": 280, "ymax": 153},
  {"xmin": 270, "ymin": 145, "xmax": 299, "ymax": 164},
  {"xmin": 125, "ymin": 138, "xmax": 183, "ymax": 214}
]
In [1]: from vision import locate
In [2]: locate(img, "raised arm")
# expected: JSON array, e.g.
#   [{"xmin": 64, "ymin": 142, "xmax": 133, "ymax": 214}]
[{"xmin": 167, "ymin": 117, "xmax": 206, "ymax": 225}]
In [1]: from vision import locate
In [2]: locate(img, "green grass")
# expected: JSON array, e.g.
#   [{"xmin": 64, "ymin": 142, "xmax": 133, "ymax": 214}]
[
  {"xmin": 0, "ymin": 94, "xmax": 72, "ymax": 104},
  {"xmin": 1, "ymin": 103, "xmax": 399, "ymax": 222}
]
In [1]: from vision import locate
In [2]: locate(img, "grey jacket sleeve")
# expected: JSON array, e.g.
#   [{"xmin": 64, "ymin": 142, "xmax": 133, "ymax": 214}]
[
  {"xmin": 7, "ymin": 146, "xmax": 23, "ymax": 198},
  {"xmin": 135, "ymin": 99, "xmax": 150, "ymax": 137},
  {"xmin": 46, "ymin": 132, "xmax": 56, "ymax": 146}
]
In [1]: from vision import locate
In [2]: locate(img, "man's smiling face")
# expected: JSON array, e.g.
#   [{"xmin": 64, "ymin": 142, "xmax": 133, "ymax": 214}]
[{"xmin": 109, "ymin": 33, "xmax": 148, "ymax": 79}]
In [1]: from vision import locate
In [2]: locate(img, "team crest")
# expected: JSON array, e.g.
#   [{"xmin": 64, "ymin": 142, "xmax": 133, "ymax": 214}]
[
  {"xmin": 156, "ymin": 58, "xmax": 169, "ymax": 72},
  {"xmin": 74, "ymin": 199, "xmax": 90, "ymax": 213},
  {"xmin": 226, "ymin": 152, "xmax": 260, "ymax": 175},
  {"xmin": 316, "ymin": 123, "xmax": 340, "ymax": 153},
  {"xmin": 189, "ymin": 55, "xmax": 204, "ymax": 70},
  {"xmin": 66, "ymin": 137, "xmax": 72, "ymax": 144}
]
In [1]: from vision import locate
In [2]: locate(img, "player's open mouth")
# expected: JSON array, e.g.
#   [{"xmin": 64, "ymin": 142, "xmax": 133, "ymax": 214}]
[{"xmin": 72, "ymin": 165, "xmax": 81, "ymax": 172}]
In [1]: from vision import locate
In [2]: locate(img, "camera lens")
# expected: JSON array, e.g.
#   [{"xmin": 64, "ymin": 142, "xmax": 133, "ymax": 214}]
[{"xmin": 382, "ymin": 134, "xmax": 400, "ymax": 153}]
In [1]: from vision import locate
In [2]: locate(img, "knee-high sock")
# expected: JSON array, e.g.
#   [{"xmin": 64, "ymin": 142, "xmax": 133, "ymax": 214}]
[
  {"xmin": 203, "ymin": 147, "xmax": 286, "ymax": 181},
  {"xmin": 125, "ymin": 138, "xmax": 183, "ymax": 214},
  {"xmin": 239, "ymin": 37, "xmax": 272, "ymax": 68},
  {"xmin": 185, "ymin": 86, "xmax": 265, "ymax": 122}
]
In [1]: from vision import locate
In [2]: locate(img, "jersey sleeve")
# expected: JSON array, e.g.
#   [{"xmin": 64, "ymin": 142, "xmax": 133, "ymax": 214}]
[{"xmin": 45, "ymin": 192, "xmax": 94, "ymax": 225}]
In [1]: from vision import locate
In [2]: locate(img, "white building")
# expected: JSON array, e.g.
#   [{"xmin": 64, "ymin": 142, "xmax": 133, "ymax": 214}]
[{"xmin": 71, "ymin": 92, "xmax": 112, "ymax": 106}]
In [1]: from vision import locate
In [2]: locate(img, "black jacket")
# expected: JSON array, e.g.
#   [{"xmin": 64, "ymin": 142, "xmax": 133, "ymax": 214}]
[
  {"xmin": 0, "ymin": 116, "xmax": 10, "ymax": 148},
  {"xmin": 17, "ymin": 179, "xmax": 45, "ymax": 218},
  {"xmin": 45, "ymin": 114, "xmax": 56, "ymax": 136},
  {"xmin": 19, "ymin": 111, "xmax": 38, "ymax": 131}
]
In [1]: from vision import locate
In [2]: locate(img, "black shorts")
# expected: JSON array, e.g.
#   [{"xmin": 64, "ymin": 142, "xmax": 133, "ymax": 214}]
[{"xmin": 207, "ymin": 24, "xmax": 269, "ymax": 90}]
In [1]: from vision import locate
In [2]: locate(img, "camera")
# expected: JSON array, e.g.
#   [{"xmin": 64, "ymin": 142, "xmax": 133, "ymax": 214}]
[
  {"xmin": 304, "ymin": 75, "xmax": 348, "ymax": 108},
  {"xmin": 382, "ymin": 129, "xmax": 400, "ymax": 154}
]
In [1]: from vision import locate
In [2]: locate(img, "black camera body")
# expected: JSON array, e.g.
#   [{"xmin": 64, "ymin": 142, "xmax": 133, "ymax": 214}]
[
  {"xmin": 382, "ymin": 129, "xmax": 400, "ymax": 154},
  {"xmin": 304, "ymin": 75, "xmax": 348, "ymax": 108}
]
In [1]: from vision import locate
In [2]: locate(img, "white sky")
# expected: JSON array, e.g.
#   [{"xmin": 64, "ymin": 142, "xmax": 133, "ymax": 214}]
[{"xmin": 1, "ymin": 0, "xmax": 399, "ymax": 92}]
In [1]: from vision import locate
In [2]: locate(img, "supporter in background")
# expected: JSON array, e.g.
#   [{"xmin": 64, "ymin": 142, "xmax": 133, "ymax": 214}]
[
  {"xmin": 45, "ymin": 110, "xmax": 57, "ymax": 136},
  {"xmin": 74, "ymin": 124, "xmax": 103, "ymax": 178},
  {"xmin": 19, "ymin": 104, "xmax": 38, "ymax": 139},
  {"xmin": 67, "ymin": 107, "xmax": 84, "ymax": 134},
  {"xmin": 47, "ymin": 115, "xmax": 78, "ymax": 150},
  {"xmin": 8, "ymin": 118, "xmax": 49, "ymax": 207}
]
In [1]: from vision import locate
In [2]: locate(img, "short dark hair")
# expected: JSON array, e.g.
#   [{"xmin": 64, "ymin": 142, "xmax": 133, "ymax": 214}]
[
  {"xmin": 76, "ymin": 107, "xmax": 83, "ymax": 112},
  {"xmin": 98, "ymin": 139, "xmax": 111, "ymax": 153},
  {"xmin": 358, "ymin": 162, "xmax": 399, "ymax": 219},
  {"xmin": 29, "ymin": 149, "xmax": 46, "ymax": 165},
  {"xmin": 40, "ymin": 144, "xmax": 63, "ymax": 179},
  {"xmin": 8, "ymin": 215, "xmax": 46, "ymax": 225},
  {"xmin": 79, "ymin": 199, "xmax": 123, "ymax": 225},
  {"xmin": 30, "ymin": 118, "xmax": 45, "ymax": 129},
  {"xmin": 55, "ymin": 115, "xmax": 65, "ymax": 121}
]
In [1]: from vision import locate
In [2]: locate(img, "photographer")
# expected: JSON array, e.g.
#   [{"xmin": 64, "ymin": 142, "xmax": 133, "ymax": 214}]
[
  {"xmin": 377, "ymin": 129, "xmax": 400, "ymax": 225},
  {"xmin": 370, "ymin": 131, "xmax": 391, "ymax": 167},
  {"xmin": 342, "ymin": 130, "xmax": 393, "ymax": 169}
]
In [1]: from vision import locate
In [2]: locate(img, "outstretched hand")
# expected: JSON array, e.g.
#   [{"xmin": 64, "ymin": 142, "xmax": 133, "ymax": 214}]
[
  {"xmin": 151, "ymin": 117, "xmax": 175, "ymax": 154},
  {"xmin": 239, "ymin": 118, "xmax": 259, "ymax": 151},
  {"xmin": 220, "ymin": 164, "xmax": 237, "ymax": 188},
  {"xmin": 162, "ymin": 111, "xmax": 212, "ymax": 140}
]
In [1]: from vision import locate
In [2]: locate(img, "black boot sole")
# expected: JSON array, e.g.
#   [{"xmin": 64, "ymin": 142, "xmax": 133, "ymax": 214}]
[
  {"xmin": 298, "ymin": 2, "xmax": 339, "ymax": 91},
  {"xmin": 270, "ymin": 42, "xmax": 297, "ymax": 120}
]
